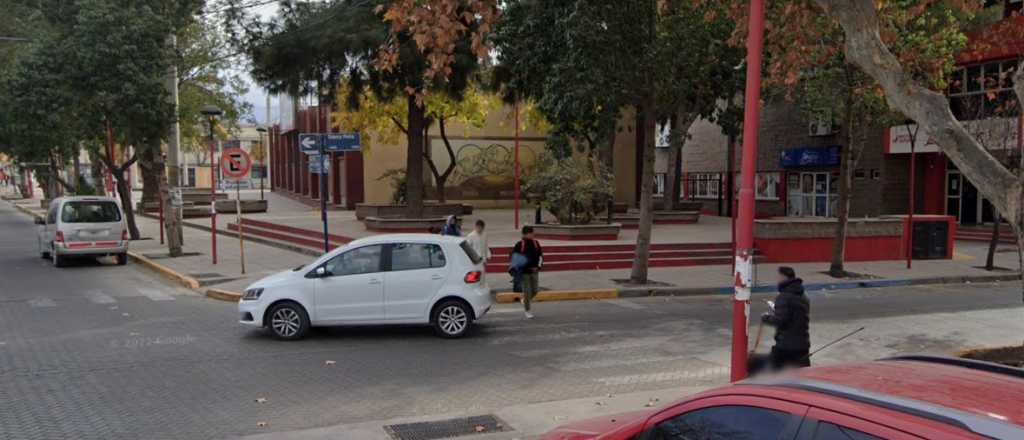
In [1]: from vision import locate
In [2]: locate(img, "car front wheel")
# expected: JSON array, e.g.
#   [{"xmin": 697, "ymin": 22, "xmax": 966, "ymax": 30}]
[
  {"xmin": 432, "ymin": 300, "xmax": 473, "ymax": 339},
  {"xmin": 267, "ymin": 302, "xmax": 310, "ymax": 340}
]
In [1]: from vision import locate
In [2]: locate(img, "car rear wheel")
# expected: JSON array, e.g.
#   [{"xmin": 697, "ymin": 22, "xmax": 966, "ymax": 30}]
[
  {"xmin": 51, "ymin": 246, "xmax": 65, "ymax": 268},
  {"xmin": 432, "ymin": 300, "xmax": 472, "ymax": 339},
  {"xmin": 267, "ymin": 302, "xmax": 310, "ymax": 340},
  {"xmin": 116, "ymin": 253, "xmax": 128, "ymax": 266}
]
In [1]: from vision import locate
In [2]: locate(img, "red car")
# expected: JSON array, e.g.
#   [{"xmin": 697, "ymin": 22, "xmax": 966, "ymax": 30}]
[{"xmin": 542, "ymin": 355, "xmax": 1024, "ymax": 440}]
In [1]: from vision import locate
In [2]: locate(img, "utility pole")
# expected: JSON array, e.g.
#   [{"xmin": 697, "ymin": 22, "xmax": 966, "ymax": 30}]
[
  {"xmin": 163, "ymin": 34, "xmax": 184, "ymax": 256},
  {"xmin": 732, "ymin": 0, "xmax": 766, "ymax": 383}
]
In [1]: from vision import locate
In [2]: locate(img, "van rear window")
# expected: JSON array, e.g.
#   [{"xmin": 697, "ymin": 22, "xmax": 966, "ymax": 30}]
[
  {"xmin": 61, "ymin": 201, "xmax": 122, "ymax": 223},
  {"xmin": 459, "ymin": 240, "xmax": 483, "ymax": 265}
]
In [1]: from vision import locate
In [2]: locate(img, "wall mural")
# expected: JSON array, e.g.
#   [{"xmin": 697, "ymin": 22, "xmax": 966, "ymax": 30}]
[{"xmin": 426, "ymin": 137, "xmax": 545, "ymax": 200}]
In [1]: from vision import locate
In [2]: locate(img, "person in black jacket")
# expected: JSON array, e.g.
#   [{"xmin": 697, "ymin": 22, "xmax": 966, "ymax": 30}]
[
  {"xmin": 511, "ymin": 226, "xmax": 543, "ymax": 319},
  {"xmin": 762, "ymin": 266, "xmax": 811, "ymax": 370}
]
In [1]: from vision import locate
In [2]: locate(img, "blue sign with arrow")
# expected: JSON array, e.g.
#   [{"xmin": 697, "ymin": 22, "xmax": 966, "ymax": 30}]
[{"xmin": 299, "ymin": 133, "xmax": 361, "ymax": 154}]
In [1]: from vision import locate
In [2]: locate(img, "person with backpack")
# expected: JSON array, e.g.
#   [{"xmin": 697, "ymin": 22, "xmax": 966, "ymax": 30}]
[{"xmin": 510, "ymin": 226, "xmax": 543, "ymax": 319}]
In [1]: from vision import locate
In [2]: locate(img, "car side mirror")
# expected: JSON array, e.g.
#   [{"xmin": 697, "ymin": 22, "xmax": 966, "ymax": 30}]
[{"xmin": 34, "ymin": 217, "xmax": 45, "ymax": 225}]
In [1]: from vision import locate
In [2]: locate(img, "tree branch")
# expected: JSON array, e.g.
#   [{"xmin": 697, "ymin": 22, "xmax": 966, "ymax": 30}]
[
  {"xmin": 814, "ymin": 0, "xmax": 1021, "ymax": 226},
  {"xmin": 438, "ymin": 117, "xmax": 458, "ymax": 180},
  {"xmin": 389, "ymin": 115, "xmax": 408, "ymax": 135}
]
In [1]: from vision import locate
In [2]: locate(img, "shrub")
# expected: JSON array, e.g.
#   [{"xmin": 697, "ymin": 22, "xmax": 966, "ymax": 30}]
[{"xmin": 523, "ymin": 153, "xmax": 613, "ymax": 225}]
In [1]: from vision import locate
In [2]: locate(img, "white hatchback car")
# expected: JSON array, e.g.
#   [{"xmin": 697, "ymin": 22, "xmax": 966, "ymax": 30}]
[{"xmin": 238, "ymin": 234, "xmax": 493, "ymax": 339}]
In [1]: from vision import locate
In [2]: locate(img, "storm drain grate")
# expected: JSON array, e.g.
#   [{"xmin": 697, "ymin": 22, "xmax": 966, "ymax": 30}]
[{"xmin": 383, "ymin": 414, "xmax": 510, "ymax": 440}]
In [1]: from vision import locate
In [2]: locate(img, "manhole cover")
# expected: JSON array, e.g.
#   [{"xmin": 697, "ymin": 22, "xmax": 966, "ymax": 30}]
[
  {"xmin": 383, "ymin": 414, "xmax": 509, "ymax": 440},
  {"xmin": 190, "ymin": 272, "xmax": 227, "ymax": 279}
]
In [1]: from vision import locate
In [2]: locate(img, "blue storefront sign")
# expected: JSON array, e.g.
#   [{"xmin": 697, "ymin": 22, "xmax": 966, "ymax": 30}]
[{"xmin": 780, "ymin": 145, "xmax": 841, "ymax": 167}]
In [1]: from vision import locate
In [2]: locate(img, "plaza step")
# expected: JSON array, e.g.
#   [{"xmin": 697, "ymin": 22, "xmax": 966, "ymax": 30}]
[
  {"xmin": 226, "ymin": 218, "xmax": 352, "ymax": 252},
  {"xmin": 484, "ymin": 242, "xmax": 746, "ymax": 273},
  {"xmin": 955, "ymin": 225, "xmax": 1016, "ymax": 245}
]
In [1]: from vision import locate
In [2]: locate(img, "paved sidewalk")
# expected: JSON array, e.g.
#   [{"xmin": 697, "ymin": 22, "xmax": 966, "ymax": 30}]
[{"xmin": 7, "ymin": 191, "xmax": 1021, "ymax": 299}]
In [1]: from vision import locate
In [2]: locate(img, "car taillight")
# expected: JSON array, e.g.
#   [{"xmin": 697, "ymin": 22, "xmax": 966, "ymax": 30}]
[
  {"xmin": 55, "ymin": 231, "xmax": 65, "ymax": 243},
  {"xmin": 121, "ymin": 229, "xmax": 128, "ymax": 241},
  {"xmin": 464, "ymin": 271, "xmax": 482, "ymax": 284}
]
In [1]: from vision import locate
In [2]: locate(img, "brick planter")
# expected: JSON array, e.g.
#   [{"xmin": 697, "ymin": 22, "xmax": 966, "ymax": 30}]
[
  {"xmin": 214, "ymin": 199, "xmax": 269, "ymax": 214},
  {"xmin": 355, "ymin": 203, "xmax": 473, "ymax": 220},
  {"xmin": 614, "ymin": 210, "xmax": 701, "ymax": 229},
  {"xmin": 363, "ymin": 216, "xmax": 448, "ymax": 233},
  {"xmin": 531, "ymin": 223, "xmax": 621, "ymax": 241}
]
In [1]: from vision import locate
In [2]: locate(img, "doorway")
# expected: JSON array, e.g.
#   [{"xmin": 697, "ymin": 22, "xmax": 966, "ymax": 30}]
[{"xmin": 946, "ymin": 170, "xmax": 994, "ymax": 225}]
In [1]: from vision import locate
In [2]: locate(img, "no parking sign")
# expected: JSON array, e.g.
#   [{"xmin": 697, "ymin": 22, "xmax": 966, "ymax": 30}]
[{"xmin": 221, "ymin": 147, "xmax": 252, "ymax": 179}]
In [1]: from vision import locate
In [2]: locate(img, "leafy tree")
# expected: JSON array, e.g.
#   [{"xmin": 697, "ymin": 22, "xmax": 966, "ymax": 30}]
[
  {"xmin": 495, "ymin": 0, "xmax": 741, "ymax": 283},
  {"xmin": 227, "ymin": 0, "xmax": 498, "ymax": 217},
  {"xmin": 721, "ymin": 0, "xmax": 1024, "ymax": 293}
]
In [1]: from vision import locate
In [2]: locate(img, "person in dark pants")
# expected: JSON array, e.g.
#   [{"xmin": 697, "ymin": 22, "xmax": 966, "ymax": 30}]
[
  {"xmin": 511, "ymin": 226, "xmax": 543, "ymax": 319},
  {"xmin": 762, "ymin": 266, "xmax": 811, "ymax": 370}
]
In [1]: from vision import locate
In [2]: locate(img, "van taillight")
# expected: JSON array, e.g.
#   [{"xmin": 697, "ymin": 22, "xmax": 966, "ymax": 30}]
[
  {"xmin": 122, "ymin": 229, "xmax": 128, "ymax": 241},
  {"xmin": 464, "ymin": 271, "xmax": 482, "ymax": 284},
  {"xmin": 55, "ymin": 231, "xmax": 65, "ymax": 243}
]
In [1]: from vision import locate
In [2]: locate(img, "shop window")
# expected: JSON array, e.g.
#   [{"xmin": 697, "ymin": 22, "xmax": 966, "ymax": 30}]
[{"xmin": 686, "ymin": 173, "xmax": 721, "ymax": 199}]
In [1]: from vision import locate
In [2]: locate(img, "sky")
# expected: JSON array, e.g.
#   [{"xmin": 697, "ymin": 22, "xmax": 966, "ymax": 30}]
[{"xmin": 236, "ymin": 2, "xmax": 280, "ymax": 125}]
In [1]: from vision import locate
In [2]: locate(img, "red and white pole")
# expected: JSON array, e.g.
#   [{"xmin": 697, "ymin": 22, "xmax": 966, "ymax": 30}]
[
  {"xmin": 211, "ymin": 140, "xmax": 218, "ymax": 265},
  {"xmin": 732, "ymin": 0, "xmax": 766, "ymax": 382},
  {"xmin": 514, "ymin": 99, "xmax": 521, "ymax": 230}
]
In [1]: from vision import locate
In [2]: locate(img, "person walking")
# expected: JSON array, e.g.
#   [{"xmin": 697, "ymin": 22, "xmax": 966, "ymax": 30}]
[
  {"xmin": 510, "ymin": 226, "xmax": 543, "ymax": 319},
  {"xmin": 761, "ymin": 266, "xmax": 811, "ymax": 371},
  {"xmin": 441, "ymin": 215, "xmax": 462, "ymax": 236},
  {"xmin": 466, "ymin": 219, "xmax": 491, "ymax": 262}
]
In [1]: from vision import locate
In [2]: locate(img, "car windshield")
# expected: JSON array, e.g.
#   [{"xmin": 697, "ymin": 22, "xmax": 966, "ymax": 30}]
[
  {"xmin": 61, "ymin": 201, "xmax": 121, "ymax": 223},
  {"xmin": 459, "ymin": 240, "xmax": 482, "ymax": 265}
]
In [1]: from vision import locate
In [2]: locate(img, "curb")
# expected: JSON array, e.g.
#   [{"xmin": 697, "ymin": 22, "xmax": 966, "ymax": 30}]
[
  {"xmin": 127, "ymin": 251, "xmax": 201, "ymax": 290},
  {"xmin": 495, "ymin": 289, "xmax": 619, "ymax": 304},
  {"xmin": 205, "ymin": 288, "xmax": 242, "ymax": 303},
  {"xmin": 11, "ymin": 202, "xmax": 43, "ymax": 221},
  {"xmin": 497, "ymin": 273, "xmax": 1022, "ymax": 304}
]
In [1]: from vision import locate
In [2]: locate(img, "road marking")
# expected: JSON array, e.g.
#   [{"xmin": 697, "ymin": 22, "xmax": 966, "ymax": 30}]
[
  {"xmin": 84, "ymin": 290, "xmax": 117, "ymax": 304},
  {"xmin": 137, "ymin": 288, "xmax": 174, "ymax": 301},
  {"xmin": 27, "ymin": 298, "xmax": 57, "ymax": 308},
  {"xmin": 601, "ymin": 299, "xmax": 648, "ymax": 311},
  {"xmin": 512, "ymin": 336, "xmax": 672, "ymax": 357},
  {"xmin": 594, "ymin": 367, "xmax": 729, "ymax": 386}
]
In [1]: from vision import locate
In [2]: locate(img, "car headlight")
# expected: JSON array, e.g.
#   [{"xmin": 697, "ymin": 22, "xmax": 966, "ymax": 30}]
[{"xmin": 242, "ymin": 288, "xmax": 264, "ymax": 301}]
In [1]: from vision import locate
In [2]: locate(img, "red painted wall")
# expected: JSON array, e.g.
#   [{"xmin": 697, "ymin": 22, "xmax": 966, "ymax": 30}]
[
  {"xmin": 921, "ymin": 154, "xmax": 946, "ymax": 215},
  {"xmin": 755, "ymin": 236, "xmax": 904, "ymax": 263}
]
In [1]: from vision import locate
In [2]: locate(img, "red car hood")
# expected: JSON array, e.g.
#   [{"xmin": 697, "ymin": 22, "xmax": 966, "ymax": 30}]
[{"xmin": 540, "ymin": 410, "xmax": 653, "ymax": 440}]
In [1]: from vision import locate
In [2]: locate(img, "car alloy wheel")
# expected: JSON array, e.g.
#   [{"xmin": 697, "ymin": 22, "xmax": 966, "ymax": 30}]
[
  {"xmin": 271, "ymin": 307, "xmax": 302, "ymax": 338},
  {"xmin": 437, "ymin": 303, "xmax": 469, "ymax": 337}
]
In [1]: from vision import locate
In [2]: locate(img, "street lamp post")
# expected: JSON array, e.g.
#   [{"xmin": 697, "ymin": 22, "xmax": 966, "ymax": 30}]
[
  {"xmin": 201, "ymin": 105, "xmax": 223, "ymax": 265},
  {"xmin": 256, "ymin": 126, "xmax": 268, "ymax": 201}
]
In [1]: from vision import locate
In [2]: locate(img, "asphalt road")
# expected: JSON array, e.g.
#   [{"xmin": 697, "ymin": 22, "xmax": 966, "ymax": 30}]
[{"xmin": 1, "ymin": 201, "xmax": 1022, "ymax": 439}]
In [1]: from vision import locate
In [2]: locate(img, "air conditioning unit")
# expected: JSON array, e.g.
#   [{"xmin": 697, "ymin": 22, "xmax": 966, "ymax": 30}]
[{"xmin": 808, "ymin": 115, "xmax": 836, "ymax": 137}]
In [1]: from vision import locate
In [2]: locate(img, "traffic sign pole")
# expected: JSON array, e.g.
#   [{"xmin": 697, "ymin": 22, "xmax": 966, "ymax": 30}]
[{"xmin": 319, "ymin": 142, "xmax": 329, "ymax": 253}]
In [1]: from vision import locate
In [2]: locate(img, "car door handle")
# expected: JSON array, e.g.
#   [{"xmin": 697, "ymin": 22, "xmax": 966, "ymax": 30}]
[
  {"xmin": 368, "ymin": 278, "xmax": 382, "ymax": 285},
  {"xmin": 431, "ymin": 275, "xmax": 444, "ymax": 280}
]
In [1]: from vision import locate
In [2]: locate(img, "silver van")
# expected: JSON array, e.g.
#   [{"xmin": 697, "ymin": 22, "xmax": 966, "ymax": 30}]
[{"xmin": 35, "ymin": 196, "xmax": 129, "ymax": 267}]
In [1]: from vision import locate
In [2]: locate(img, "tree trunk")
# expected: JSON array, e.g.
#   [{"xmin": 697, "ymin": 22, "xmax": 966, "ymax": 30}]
[
  {"xmin": 405, "ymin": 94, "xmax": 426, "ymax": 218},
  {"xmin": 113, "ymin": 169, "xmax": 140, "ymax": 240},
  {"xmin": 663, "ymin": 114, "xmax": 696, "ymax": 212},
  {"xmin": 605, "ymin": 134, "xmax": 617, "ymax": 224},
  {"xmin": 829, "ymin": 128, "xmax": 856, "ymax": 277},
  {"xmin": 630, "ymin": 101, "xmax": 658, "ymax": 284},
  {"xmin": 89, "ymin": 151, "xmax": 106, "ymax": 196},
  {"xmin": 985, "ymin": 216, "xmax": 1002, "ymax": 271},
  {"xmin": 139, "ymin": 146, "xmax": 162, "ymax": 206},
  {"xmin": 160, "ymin": 174, "xmax": 183, "ymax": 257}
]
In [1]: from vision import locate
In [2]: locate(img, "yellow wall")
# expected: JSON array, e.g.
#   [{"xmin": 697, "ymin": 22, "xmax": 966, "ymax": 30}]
[{"xmin": 360, "ymin": 104, "xmax": 639, "ymax": 207}]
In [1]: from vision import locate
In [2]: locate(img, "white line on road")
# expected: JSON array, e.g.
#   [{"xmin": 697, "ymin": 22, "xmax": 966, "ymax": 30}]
[
  {"xmin": 84, "ymin": 289, "xmax": 117, "ymax": 304},
  {"xmin": 27, "ymin": 298, "xmax": 57, "ymax": 308},
  {"xmin": 137, "ymin": 288, "xmax": 175, "ymax": 302},
  {"xmin": 600, "ymin": 299, "xmax": 649, "ymax": 311}
]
